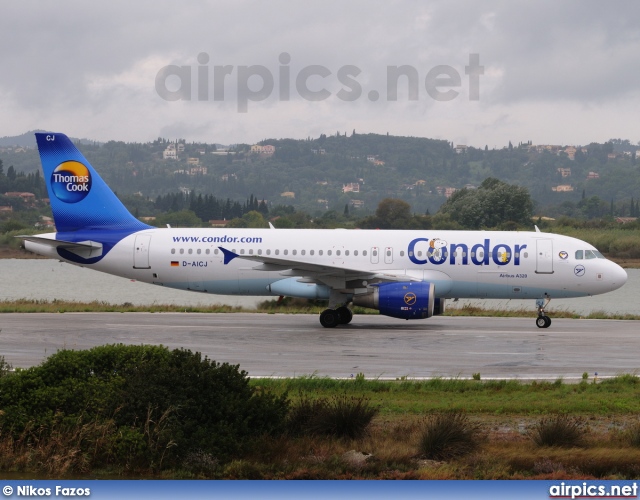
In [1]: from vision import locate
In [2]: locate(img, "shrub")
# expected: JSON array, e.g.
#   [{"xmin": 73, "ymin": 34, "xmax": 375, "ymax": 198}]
[
  {"xmin": 287, "ymin": 393, "xmax": 378, "ymax": 439},
  {"xmin": 0, "ymin": 344, "xmax": 289, "ymax": 469},
  {"xmin": 530, "ymin": 414, "xmax": 586, "ymax": 448},
  {"xmin": 418, "ymin": 411, "xmax": 480, "ymax": 460}
]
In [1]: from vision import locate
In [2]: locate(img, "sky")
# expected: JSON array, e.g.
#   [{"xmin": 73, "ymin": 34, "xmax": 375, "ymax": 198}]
[{"xmin": 1, "ymin": 1, "xmax": 639, "ymax": 147}]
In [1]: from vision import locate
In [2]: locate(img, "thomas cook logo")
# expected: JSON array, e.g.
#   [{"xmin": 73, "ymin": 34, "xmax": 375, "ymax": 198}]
[
  {"xmin": 51, "ymin": 161, "xmax": 92, "ymax": 203},
  {"xmin": 404, "ymin": 292, "xmax": 417, "ymax": 306}
]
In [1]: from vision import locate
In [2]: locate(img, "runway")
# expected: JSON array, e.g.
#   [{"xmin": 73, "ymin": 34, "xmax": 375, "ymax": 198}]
[{"xmin": 0, "ymin": 313, "xmax": 637, "ymax": 380}]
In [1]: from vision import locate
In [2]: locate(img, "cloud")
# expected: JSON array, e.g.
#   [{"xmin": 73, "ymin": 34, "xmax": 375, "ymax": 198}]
[{"xmin": 1, "ymin": 1, "xmax": 639, "ymax": 146}]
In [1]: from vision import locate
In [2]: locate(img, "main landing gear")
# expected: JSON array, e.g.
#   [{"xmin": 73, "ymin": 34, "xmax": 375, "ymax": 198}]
[
  {"xmin": 535, "ymin": 295, "xmax": 552, "ymax": 329},
  {"xmin": 319, "ymin": 306, "xmax": 353, "ymax": 328}
]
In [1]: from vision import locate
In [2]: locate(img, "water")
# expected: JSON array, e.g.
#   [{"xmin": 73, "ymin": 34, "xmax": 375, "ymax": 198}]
[
  {"xmin": 1, "ymin": 259, "xmax": 638, "ymax": 315},
  {"xmin": 0, "ymin": 259, "xmax": 262, "ymax": 308}
]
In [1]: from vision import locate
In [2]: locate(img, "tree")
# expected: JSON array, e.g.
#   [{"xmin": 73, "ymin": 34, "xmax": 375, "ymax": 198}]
[
  {"xmin": 154, "ymin": 210, "xmax": 204, "ymax": 228},
  {"xmin": 226, "ymin": 210, "xmax": 267, "ymax": 228},
  {"xmin": 437, "ymin": 178, "xmax": 533, "ymax": 229},
  {"xmin": 359, "ymin": 198, "xmax": 412, "ymax": 229}
]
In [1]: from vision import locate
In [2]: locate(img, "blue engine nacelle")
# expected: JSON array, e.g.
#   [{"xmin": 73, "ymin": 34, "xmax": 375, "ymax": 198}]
[{"xmin": 352, "ymin": 282, "xmax": 435, "ymax": 320}]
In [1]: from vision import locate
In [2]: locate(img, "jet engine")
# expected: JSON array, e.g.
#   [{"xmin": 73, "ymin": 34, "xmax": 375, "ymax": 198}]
[{"xmin": 352, "ymin": 282, "xmax": 436, "ymax": 320}]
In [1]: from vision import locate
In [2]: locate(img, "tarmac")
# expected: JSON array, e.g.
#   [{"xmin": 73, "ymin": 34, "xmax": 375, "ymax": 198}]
[{"xmin": 0, "ymin": 313, "xmax": 637, "ymax": 380}]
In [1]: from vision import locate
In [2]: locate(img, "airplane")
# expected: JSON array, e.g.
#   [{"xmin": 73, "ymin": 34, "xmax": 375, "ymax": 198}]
[{"xmin": 21, "ymin": 132, "xmax": 627, "ymax": 329}]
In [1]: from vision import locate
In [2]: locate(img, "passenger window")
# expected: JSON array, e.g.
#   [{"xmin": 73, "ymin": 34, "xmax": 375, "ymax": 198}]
[
  {"xmin": 345, "ymin": 250, "xmax": 349, "ymax": 256},
  {"xmin": 284, "ymin": 249, "xmax": 288, "ymax": 255},
  {"xmin": 258, "ymin": 249, "xmax": 262, "ymax": 255},
  {"xmin": 373, "ymin": 250, "xmax": 378, "ymax": 256},
  {"xmin": 400, "ymin": 251, "xmax": 405, "ymax": 257},
  {"xmin": 275, "ymin": 250, "xmax": 280, "ymax": 255},
  {"xmin": 354, "ymin": 250, "xmax": 358, "ymax": 256},
  {"xmin": 319, "ymin": 250, "xmax": 323, "ymax": 256},
  {"xmin": 249, "ymin": 249, "xmax": 254, "ymax": 255},
  {"xmin": 171, "ymin": 248, "xmax": 175, "ymax": 254},
  {"xmin": 214, "ymin": 249, "xmax": 219, "ymax": 255},
  {"xmin": 310, "ymin": 250, "xmax": 314, "ymax": 256},
  {"xmin": 363, "ymin": 250, "xmax": 367, "ymax": 256},
  {"xmin": 197, "ymin": 249, "xmax": 201, "ymax": 255},
  {"xmin": 240, "ymin": 249, "xmax": 245, "ymax": 255},
  {"xmin": 336, "ymin": 250, "xmax": 341, "ymax": 256},
  {"xmin": 301, "ymin": 250, "xmax": 305, "ymax": 256},
  {"xmin": 328, "ymin": 250, "xmax": 332, "ymax": 256},
  {"xmin": 575, "ymin": 250, "xmax": 583, "ymax": 260},
  {"xmin": 188, "ymin": 249, "xmax": 193, "ymax": 255},
  {"xmin": 267, "ymin": 249, "xmax": 271, "ymax": 255},
  {"xmin": 206, "ymin": 249, "xmax": 210, "ymax": 255},
  {"xmin": 386, "ymin": 250, "xmax": 391, "ymax": 256}
]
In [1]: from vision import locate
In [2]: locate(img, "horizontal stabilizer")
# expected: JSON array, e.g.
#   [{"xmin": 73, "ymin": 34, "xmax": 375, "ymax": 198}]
[{"xmin": 18, "ymin": 235, "xmax": 103, "ymax": 259}]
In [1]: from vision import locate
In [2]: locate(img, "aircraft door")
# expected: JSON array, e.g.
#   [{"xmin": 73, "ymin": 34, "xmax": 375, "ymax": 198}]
[
  {"xmin": 535, "ymin": 239, "xmax": 554, "ymax": 274},
  {"xmin": 370, "ymin": 247, "xmax": 379, "ymax": 264},
  {"xmin": 133, "ymin": 234, "xmax": 151, "ymax": 269},
  {"xmin": 384, "ymin": 247, "xmax": 393, "ymax": 264}
]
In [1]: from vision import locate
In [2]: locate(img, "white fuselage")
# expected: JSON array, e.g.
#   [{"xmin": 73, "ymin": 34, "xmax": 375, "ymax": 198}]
[{"xmin": 26, "ymin": 228, "xmax": 628, "ymax": 300}]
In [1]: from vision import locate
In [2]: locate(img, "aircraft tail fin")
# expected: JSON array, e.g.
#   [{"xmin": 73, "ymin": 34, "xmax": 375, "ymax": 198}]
[{"xmin": 35, "ymin": 132, "xmax": 150, "ymax": 233}]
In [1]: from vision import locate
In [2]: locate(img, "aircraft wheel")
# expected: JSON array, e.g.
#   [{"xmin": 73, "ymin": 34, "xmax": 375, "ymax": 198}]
[
  {"xmin": 320, "ymin": 309, "xmax": 340, "ymax": 328},
  {"xmin": 544, "ymin": 316, "xmax": 552, "ymax": 328},
  {"xmin": 336, "ymin": 306, "xmax": 353, "ymax": 324},
  {"xmin": 536, "ymin": 316, "xmax": 547, "ymax": 328}
]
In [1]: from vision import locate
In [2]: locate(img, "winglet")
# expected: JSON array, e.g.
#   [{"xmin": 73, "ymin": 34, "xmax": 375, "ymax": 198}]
[{"xmin": 218, "ymin": 246, "xmax": 239, "ymax": 265}]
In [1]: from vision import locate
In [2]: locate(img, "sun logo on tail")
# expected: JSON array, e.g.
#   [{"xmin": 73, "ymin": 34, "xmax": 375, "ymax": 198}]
[{"xmin": 51, "ymin": 161, "xmax": 92, "ymax": 203}]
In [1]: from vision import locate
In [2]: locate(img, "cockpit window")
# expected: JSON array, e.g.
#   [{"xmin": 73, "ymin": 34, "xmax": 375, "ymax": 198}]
[
  {"xmin": 585, "ymin": 250, "xmax": 597, "ymax": 259},
  {"xmin": 593, "ymin": 250, "xmax": 605, "ymax": 259},
  {"xmin": 575, "ymin": 250, "xmax": 583, "ymax": 260}
]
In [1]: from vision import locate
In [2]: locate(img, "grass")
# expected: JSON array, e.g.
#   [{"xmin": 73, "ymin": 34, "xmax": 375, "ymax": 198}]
[
  {"xmin": 3, "ymin": 375, "xmax": 640, "ymax": 478},
  {"xmin": 1, "ymin": 298, "xmax": 639, "ymax": 320},
  {"xmin": 254, "ymin": 376, "xmax": 640, "ymax": 416},
  {"xmin": 287, "ymin": 393, "xmax": 378, "ymax": 439},
  {"xmin": 529, "ymin": 414, "xmax": 587, "ymax": 448},
  {"xmin": 418, "ymin": 411, "xmax": 480, "ymax": 460}
]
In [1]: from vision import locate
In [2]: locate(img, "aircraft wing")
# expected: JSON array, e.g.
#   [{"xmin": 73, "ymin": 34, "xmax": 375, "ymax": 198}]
[{"xmin": 218, "ymin": 246, "xmax": 420, "ymax": 289}]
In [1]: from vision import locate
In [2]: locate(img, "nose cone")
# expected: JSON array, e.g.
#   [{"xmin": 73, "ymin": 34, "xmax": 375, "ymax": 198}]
[{"xmin": 608, "ymin": 261, "xmax": 628, "ymax": 292}]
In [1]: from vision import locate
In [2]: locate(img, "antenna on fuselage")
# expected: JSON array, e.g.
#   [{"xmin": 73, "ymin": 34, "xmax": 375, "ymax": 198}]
[{"xmin": 534, "ymin": 225, "xmax": 540, "ymax": 233}]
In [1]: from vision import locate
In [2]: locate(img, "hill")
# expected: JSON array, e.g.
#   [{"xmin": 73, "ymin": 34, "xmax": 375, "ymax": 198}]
[{"xmin": 1, "ymin": 132, "xmax": 638, "ymax": 219}]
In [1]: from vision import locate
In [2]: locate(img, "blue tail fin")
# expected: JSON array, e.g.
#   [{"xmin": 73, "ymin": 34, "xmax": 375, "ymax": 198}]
[{"xmin": 36, "ymin": 132, "xmax": 150, "ymax": 233}]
